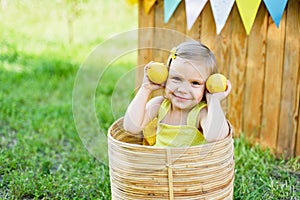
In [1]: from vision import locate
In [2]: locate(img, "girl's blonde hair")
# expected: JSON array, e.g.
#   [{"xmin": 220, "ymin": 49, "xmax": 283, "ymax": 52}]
[{"xmin": 167, "ymin": 40, "xmax": 218, "ymax": 75}]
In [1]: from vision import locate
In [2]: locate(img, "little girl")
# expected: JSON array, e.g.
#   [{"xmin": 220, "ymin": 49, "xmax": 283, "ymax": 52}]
[{"xmin": 124, "ymin": 40, "xmax": 231, "ymax": 147}]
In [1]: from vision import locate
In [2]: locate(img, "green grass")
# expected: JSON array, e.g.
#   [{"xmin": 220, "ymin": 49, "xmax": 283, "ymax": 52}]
[
  {"xmin": 0, "ymin": 1, "xmax": 299, "ymax": 199},
  {"xmin": 234, "ymin": 134, "xmax": 299, "ymax": 199}
]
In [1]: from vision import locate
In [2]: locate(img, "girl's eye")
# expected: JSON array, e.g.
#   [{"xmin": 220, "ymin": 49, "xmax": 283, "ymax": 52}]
[
  {"xmin": 172, "ymin": 77, "xmax": 181, "ymax": 81},
  {"xmin": 192, "ymin": 81, "xmax": 202, "ymax": 86}
]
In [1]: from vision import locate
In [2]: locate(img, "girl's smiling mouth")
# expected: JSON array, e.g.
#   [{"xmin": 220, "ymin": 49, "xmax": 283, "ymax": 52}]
[{"xmin": 173, "ymin": 93, "xmax": 191, "ymax": 101}]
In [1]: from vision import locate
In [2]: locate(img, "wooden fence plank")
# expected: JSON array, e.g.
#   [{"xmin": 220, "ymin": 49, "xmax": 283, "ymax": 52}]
[
  {"xmin": 169, "ymin": 1, "xmax": 187, "ymax": 44},
  {"xmin": 296, "ymin": 84, "xmax": 300, "ymax": 157},
  {"xmin": 215, "ymin": 10, "xmax": 233, "ymax": 115},
  {"xmin": 200, "ymin": 3, "xmax": 217, "ymax": 53},
  {"xmin": 277, "ymin": 0, "xmax": 300, "ymax": 158},
  {"xmin": 227, "ymin": 5, "xmax": 248, "ymax": 136},
  {"xmin": 261, "ymin": 13, "xmax": 286, "ymax": 153},
  {"xmin": 243, "ymin": 4, "xmax": 268, "ymax": 140},
  {"xmin": 137, "ymin": 0, "xmax": 155, "ymax": 88},
  {"xmin": 153, "ymin": 0, "xmax": 166, "ymax": 63}
]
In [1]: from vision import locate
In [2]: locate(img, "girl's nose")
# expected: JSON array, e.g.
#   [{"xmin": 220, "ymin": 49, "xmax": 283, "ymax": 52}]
[{"xmin": 176, "ymin": 82, "xmax": 189, "ymax": 93}]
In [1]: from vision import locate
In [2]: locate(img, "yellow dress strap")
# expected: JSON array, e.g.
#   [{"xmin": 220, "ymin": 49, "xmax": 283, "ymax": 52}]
[
  {"xmin": 157, "ymin": 98, "xmax": 171, "ymax": 122},
  {"xmin": 187, "ymin": 102, "xmax": 207, "ymax": 126}
]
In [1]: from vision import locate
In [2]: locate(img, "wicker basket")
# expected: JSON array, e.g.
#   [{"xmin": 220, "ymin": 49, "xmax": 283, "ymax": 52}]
[{"xmin": 108, "ymin": 118, "xmax": 234, "ymax": 200}]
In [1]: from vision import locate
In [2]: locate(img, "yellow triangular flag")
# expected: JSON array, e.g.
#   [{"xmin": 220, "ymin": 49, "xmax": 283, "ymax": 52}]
[
  {"xmin": 236, "ymin": 0, "xmax": 262, "ymax": 35},
  {"xmin": 144, "ymin": 0, "xmax": 156, "ymax": 14}
]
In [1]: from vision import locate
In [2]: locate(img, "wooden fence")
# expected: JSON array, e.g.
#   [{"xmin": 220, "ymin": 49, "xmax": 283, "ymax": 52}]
[{"xmin": 137, "ymin": 0, "xmax": 300, "ymax": 158}]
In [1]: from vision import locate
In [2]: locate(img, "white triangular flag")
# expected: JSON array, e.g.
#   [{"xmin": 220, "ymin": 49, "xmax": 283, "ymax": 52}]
[
  {"xmin": 210, "ymin": 0, "xmax": 235, "ymax": 34},
  {"xmin": 185, "ymin": 0, "xmax": 208, "ymax": 30}
]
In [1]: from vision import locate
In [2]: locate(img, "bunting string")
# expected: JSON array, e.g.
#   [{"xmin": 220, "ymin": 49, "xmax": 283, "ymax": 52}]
[{"xmin": 134, "ymin": 0, "xmax": 289, "ymax": 35}]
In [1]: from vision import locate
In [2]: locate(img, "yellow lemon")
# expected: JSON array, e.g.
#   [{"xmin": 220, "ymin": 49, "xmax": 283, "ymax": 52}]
[
  {"xmin": 206, "ymin": 73, "xmax": 227, "ymax": 93},
  {"xmin": 147, "ymin": 62, "xmax": 168, "ymax": 84}
]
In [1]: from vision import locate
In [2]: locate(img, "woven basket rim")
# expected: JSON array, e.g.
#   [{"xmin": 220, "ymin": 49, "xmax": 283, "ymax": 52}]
[{"xmin": 108, "ymin": 117, "xmax": 233, "ymax": 150}]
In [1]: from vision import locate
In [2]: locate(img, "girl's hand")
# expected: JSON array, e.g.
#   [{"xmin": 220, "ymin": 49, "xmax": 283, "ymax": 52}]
[
  {"xmin": 206, "ymin": 80, "xmax": 232, "ymax": 103},
  {"xmin": 142, "ymin": 61, "xmax": 165, "ymax": 91}
]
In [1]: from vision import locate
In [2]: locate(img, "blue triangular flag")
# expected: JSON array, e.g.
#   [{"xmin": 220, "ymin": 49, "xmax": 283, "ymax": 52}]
[
  {"xmin": 164, "ymin": 0, "xmax": 182, "ymax": 23},
  {"xmin": 263, "ymin": 0, "xmax": 288, "ymax": 27}
]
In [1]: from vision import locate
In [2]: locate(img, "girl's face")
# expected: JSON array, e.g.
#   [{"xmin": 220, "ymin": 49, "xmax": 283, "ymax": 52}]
[{"xmin": 165, "ymin": 58, "xmax": 209, "ymax": 111}]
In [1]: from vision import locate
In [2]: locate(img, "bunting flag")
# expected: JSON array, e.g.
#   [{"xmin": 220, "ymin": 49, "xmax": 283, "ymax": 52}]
[
  {"xmin": 185, "ymin": 0, "xmax": 207, "ymax": 30},
  {"xmin": 236, "ymin": 0, "xmax": 261, "ymax": 35},
  {"xmin": 152, "ymin": 0, "xmax": 287, "ymax": 33},
  {"xmin": 210, "ymin": 0, "xmax": 235, "ymax": 34},
  {"xmin": 144, "ymin": 0, "xmax": 157, "ymax": 14},
  {"xmin": 263, "ymin": 0, "xmax": 288, "ymax": 28},
  {"xmin": 164, "ymin": 0, "xmax": 182, "ymax": 23}
]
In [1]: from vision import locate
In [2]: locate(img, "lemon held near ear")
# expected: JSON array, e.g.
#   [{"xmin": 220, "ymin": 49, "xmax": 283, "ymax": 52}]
[
  {"xmin": 206, "ymin": 73, "xmax": 227, "ymax": 93},
  {"xmin": 146, "ymin": 62, "xmax": 168, "ymax": 84}
]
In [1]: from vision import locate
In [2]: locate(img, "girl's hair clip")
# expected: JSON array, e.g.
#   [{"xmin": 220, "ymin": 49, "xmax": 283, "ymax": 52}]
[{"xmin": 170, "ymin": 48, "xmax": 176, "ymax": 60}]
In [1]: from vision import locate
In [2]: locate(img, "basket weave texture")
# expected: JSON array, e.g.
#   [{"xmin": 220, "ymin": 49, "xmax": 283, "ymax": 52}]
[{"xmin": 108, "ymin": 118, "xmax": 234, "ymax": 200}]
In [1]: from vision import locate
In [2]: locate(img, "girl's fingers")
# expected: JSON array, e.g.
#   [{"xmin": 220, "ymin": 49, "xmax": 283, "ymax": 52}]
[{"xmin": 224, "ymin": 80, "xmax": 232, "ymax": 96}]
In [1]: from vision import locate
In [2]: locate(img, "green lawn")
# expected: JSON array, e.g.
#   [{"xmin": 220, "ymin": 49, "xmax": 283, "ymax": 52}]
[{"xmin": 0, "ymin": 1, "xmax": 299, "ymax": 199}]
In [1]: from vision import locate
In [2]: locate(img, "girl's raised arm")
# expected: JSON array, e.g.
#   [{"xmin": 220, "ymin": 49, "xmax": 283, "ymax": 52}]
[
  {"xmin": 201, "ymin": 80, "xmax": 232, "ymax": 142},
  {"xmin": 124, "ymin": 62, "xmax": 165, "ymax": 134}
]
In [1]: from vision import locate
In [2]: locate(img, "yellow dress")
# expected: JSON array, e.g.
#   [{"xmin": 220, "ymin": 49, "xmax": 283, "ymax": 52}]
[{"xmin": 143, "ymin": 99, "xmax": 207, "ymax": 147}]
